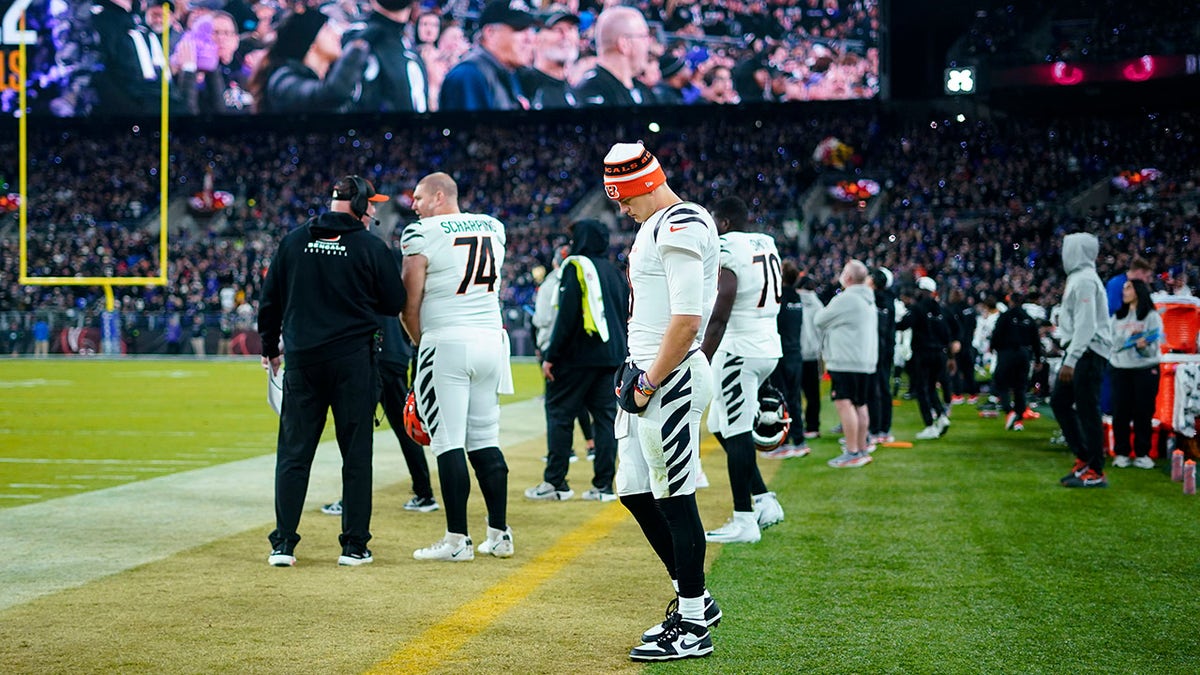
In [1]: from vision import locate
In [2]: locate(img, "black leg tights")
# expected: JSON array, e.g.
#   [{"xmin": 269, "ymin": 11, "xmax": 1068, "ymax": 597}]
[
  {"xmin": 716, "ymin": 431, "xmax": 763, "ymax": 511},
  {"xmin": 468, "ymin": 447, "xmax": 508, "ymax": 531},
  {"xmin": 437, "ymin": 449, "xmax": 470, "ymax": 535},
  {"xmin": 620, "ymin": 492, "xmax": 676, "ymax": 578}
]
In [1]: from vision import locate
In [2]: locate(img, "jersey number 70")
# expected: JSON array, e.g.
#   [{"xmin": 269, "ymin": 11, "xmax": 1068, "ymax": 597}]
[
  {"xmin": 454, "ymin": 235, "xmax": 499, "ymax": 294},
  {"xmin": 752, "ymin": 253, "xmax": 782, "ymax": 307}
]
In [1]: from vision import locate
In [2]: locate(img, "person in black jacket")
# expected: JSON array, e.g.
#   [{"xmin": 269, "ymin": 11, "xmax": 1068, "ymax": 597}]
[
  {"xmin": 344, "ymin": 0, "xmax": 430, "ymax": 113},
  {"xmin": 321, "ymin": 309, "xmax": 439, "ymax": 516},
  {"xmin": 258, "ymin": 175, "xmax": 404, "ymax": 568},
  {"xmin": 517, "ymin": 8, "xmax": 580, "ymax": 109},
  {"xmin": 767, "ymin": 260, "xmax": 809, "ymax": 455},
  {"xmin": 88, "ymin": 0, "xmax": 177, "ymax": 115},
  {"xmin": 528, "ymin": 219, "xmax": 629, "ymax": 502},
  {"xmin": 867, "ymin": 268, "xmax": 897, "ymax": 444},
  {"xmin": 897, "ymin": 276, "xmax": 956, "ymax": 440},
  {"xmin": 248, "ymin": 8, "xmax": 369, "ymax": 114},
  {"xmin": 572, "ymin": 6, "xmax": 656, "ymax": 106},
  {"xmin": 989, "ymin": 292, "xmax": 1042, "ymax": 431},
  {"xmin": 946, "ymin": 287, "xmax": 980, "ymax": 404}
]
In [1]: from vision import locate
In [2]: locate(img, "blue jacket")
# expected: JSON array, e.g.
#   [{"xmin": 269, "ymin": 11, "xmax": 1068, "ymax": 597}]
[{"xmin": 439, "ymin": 47, "xmax": 526, "ymax": 111}]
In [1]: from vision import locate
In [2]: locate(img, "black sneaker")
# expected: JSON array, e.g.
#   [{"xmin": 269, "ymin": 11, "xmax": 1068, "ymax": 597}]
[
  {"xmin": 403, "ymin": 496, "xmax": 440, "ymax": 512},
  {"xmin": 337, "ymin": 547, "xmax": 374, "ymax": 566},
  {"xmin": 320, "ymin": 500, "xmax": 342, "ymax": 516},
  {"xmin": 267, "ymin": 548, "xmax": 295, "ymax": 567},
  {"xmin": 641, "ymin": 595, "xmax": 721, "ymax": 642},
  {"xmin": 629, "ymin": 614, "xmax": 712, "ymax": 662}
]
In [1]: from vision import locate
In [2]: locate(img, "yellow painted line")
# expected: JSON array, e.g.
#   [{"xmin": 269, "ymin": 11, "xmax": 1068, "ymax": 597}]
[
  {"xmin": 368, "ymin": 434, "xmax": 747, "ymax": 674},
  {"xmin": 367, "ymin": 501, "xmax": 630, "ymax": 674}
]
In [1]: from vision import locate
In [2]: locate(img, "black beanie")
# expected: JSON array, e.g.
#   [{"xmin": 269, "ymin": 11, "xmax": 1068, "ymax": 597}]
[
  {"xmin": 271, "ymin": 10, "xmax": 327, "ymax": 62},
  {"xmin": 377, "ymin": 0, "xmax": 418, "ymax": 11}
]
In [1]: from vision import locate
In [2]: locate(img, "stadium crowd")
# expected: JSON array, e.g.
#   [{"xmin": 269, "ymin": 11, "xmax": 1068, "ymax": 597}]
[
  {"xmin": 14, "ymin": 0, "xmax": 882, "ymax": 120},
  {"xmin": 1, "ymin": 106, "xmax": 1197, "ymax": 355}
]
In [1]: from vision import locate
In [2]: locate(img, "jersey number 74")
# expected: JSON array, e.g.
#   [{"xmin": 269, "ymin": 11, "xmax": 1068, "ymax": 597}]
[{"xmin": 454, "ymin": 235, "xmax": 499, "ymax": 294}]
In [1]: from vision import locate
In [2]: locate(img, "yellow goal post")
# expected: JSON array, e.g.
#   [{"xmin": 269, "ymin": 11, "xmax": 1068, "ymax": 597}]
[{"xmin": 15, "ymin": 6, "xmax": 172, "ymax": 313}]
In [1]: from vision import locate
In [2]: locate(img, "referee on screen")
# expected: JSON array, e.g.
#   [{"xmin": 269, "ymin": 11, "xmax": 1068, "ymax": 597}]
[{"xmin": 258, "ymin": 175, "xmax": 405, "ymax": 568}]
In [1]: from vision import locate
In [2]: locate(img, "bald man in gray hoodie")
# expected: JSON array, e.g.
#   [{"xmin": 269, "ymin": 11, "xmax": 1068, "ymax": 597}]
[{"xmin": 1053, "ymin": 232, "xmax": 1113, "ymax": 488}]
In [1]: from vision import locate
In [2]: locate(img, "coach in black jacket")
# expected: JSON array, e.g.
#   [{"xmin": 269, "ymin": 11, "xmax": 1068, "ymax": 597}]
[
  {"xmin": 258, "ymin": 175, "xmax": 404, "ymax": 568},
  {"xmin": 536, "ymin": 219, "xmax": 629, "ymax": 500}
]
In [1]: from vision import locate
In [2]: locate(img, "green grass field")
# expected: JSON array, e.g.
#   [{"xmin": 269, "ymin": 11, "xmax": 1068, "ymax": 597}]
[{"xmin": 1, "ymin": 358, "xmax": 1198, "ymax": 673}]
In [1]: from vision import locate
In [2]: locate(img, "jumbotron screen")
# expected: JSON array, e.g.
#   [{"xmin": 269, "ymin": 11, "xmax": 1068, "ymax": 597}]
[{"xmin": 0, "ymin": 0, "xmax": 881, "ymax": 118}]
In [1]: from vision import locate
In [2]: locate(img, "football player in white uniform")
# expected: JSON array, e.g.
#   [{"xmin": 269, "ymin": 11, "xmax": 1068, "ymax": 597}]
[
  {"xmin": 604, "ymin": 142, "xmax": 720, "ymax": 662},
  {"xmin": 400, "ymin": 172, "xmax": 515, "ymax": 562},
  {"xmin": 699, "ymin": 197, "xmax": 785, "ymax": 544}
]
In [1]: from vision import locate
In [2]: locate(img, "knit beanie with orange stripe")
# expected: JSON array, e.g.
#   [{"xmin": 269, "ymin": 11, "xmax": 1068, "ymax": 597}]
[{"xmin": 603, "ymin": 142, "xmax": 666, "ymax": 200}]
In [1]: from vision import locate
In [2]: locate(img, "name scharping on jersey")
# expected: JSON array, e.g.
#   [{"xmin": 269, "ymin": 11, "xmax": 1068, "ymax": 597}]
[
  {"xmin": 439, "ymin": 219, "xmax": 498, "ymax": 234},
  {"xmin": 305, "ymin": 239, "xmax": 348, "ymax": 256}
]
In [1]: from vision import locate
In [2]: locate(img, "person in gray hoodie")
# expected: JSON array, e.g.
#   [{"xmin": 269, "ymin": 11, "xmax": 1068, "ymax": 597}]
[
  {"xmin": 797, "ymin": 276, "xmax": 825, "ymax": 437},
  {"xmin": 1053, "ymin": 232, "xmax": 1114, "ymax": 488},
  {"xmin": 815, "ymin": 260, "xmax": 878, "ymax": 468}
]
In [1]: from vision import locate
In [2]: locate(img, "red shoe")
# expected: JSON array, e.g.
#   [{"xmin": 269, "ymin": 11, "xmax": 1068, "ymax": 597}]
[
  {"xmin": 1023, "ymin": 410, "xmax": 1041, "ymax": 419},
  {"xmin": 1060, "ymin": 459, "xmax": 1088, "ymax": 484},
  {"xmin": 1062, "ymin": 469, "xmax": 1108, "ymax": 488}
]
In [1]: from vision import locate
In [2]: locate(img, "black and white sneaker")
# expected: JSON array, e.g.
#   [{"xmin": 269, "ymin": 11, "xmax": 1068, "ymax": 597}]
[
  {"xmin": 337, "ymin": 547, "xmax": 374, "ymax": 566},
  {"xmin": 320, "ymin": 500, "xmax": 342, "ymax": 516},
  {"xmin": 629, "ymin": 614, "xmax": 712, "ymax": 662},
  {"xmin": 267, "ymin": 548, "xmax": 296, "ymax": 567},
  {"xmin": 523, "ymin": 481, "xmax": 574, "ymax": 501},
  {"xmin": 641, "ymin": 595, "xmax": 721, "ymax": 642},
  {"xmin": 403, "ymin": 496, "xmax": 440, "ymax": 512}
]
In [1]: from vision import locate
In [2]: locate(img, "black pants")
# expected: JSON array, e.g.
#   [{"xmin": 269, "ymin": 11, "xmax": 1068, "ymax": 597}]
[
  {"xmin": 271, "ymin": 346, "xmax": 376, "ymax": 553},
  {"xmin": 1051, "ymin": 349, "xmax": 1108, "ymax": 473},
  {"xmin": 1111, "ymin": 365, "xmax": 1160, "ymax": 458},
  {"xmin": 993, "ymin": 348, "xmax": 1031, "ymax": 417},
  {"xmin": 867, "ymin": 360, "xmax": 893, "ymax": 435},
  {"xmin": 800, "ymin": 359, "xmax": 822, "ymax": 433},
  {"xmin": 954, "ymin": 345, "xmax": 980, "ymax": 396},
  {"xmin": 770, "ymin": 353, "xmax": 805, "ymax": 445},
  {"xmin": 912, "ymin": 349, "xmax": 948, "ymax": 426},
  {"xmin": 544, "ymin": 365, "xmax": 617, "ymax": 491},
  {"xmin": 378, "ymin": 358, "xmax": 433, "ymax": 500}
]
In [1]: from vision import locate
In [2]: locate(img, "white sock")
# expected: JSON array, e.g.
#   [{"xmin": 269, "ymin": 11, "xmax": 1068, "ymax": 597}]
[
  {"xmin": 733, "ymin": 511, "xmax": 757, "ymax": 525},
  {"xmin": 678, "ymin": 595, "xmax": 705, "ymax": 624},
  {"xmin": 672, "ymin": 579, "xmax": 680, "ymax": 594}
]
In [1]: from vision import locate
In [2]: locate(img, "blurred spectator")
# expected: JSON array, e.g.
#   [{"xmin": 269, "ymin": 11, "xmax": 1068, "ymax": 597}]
[
  {"xmin": 248, "ymin": 8, "xmax": 369, "ymax": 113},
  {"xmin": 572, "ymin": 6, "xmax": 655, "ymax": 106},
  {"xmin": 651, "ymin": 53, "xmax": 693, "ymax": 105},
  {"xmin": 345, "ymin": 0, "xmax": 430, "ymax": 113},
  {"xmin": 519, "ymin": 8, "xmax": 582, "ymax": 109},
  {"xmin": 438, "ymin": 1, "xmax": 538, "ymax": 111}
]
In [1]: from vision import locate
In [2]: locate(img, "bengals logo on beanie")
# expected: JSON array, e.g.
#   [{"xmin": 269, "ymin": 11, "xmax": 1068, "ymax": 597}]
[{"xmin": 604, "ymin": 142, "xmax": 666, "ymax": 200}]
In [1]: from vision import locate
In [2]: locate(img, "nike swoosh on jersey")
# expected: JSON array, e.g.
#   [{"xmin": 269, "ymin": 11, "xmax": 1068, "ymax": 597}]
[{"xmin": 669, "ymin": 225, "xmax": 687, "ymax": 232}]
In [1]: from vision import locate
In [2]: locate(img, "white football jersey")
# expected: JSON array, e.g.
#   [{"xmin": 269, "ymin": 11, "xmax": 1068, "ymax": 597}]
[
  {"xmin": 400, "ymin": 213, "xmax": 506, "ymax": 332},
  {"xmin": 717, "ymin": 231, "xmax": 782, "ymax": 358},
  {"xmin": 627, "ymin": 202, "xmax": 720, "ymax": 364}
]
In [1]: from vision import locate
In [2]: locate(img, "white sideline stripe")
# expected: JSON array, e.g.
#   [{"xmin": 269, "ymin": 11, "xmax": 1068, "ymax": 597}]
[
  {"xmin": 9, "ymin": 484, "xmax": 88, "ymax": 489},
  {"xmin": 0, "ymin": 429, "xmax": 199, "ymax": 437},
  {"xmin": 0, "ymin": 398, "xmax": 547, "ymax": 612},
  {"xmin": 0, "ymin": 495, "xmax": 41, "ymax": 499},
  {"xmin": 0, "ymin": 458, "xmax": 208, "ymax": 465}
]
